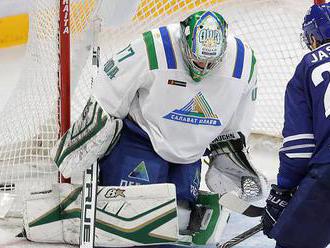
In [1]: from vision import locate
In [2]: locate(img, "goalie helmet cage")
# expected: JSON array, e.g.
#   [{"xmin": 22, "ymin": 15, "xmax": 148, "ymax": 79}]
[{"xmin": 0, "ymin": 0, "xmax": 325, "ymax": 217}]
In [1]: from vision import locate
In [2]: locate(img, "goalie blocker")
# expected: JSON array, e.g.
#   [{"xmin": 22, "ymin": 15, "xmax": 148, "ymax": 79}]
[
  {"xmin": 22, "ymin": 183, "xmax": 230, "ymax": 247},
  {"xmin": 52, "ymin": 96, "xmax": 123, "ymax": 178}
]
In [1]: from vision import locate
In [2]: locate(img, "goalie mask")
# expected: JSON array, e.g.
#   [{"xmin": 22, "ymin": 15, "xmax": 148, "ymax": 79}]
[{"xmin": 180, "ymin": 11, "xmax": 228, "ymax": 82}]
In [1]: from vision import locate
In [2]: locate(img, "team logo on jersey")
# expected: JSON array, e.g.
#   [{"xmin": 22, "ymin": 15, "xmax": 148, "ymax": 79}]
[
  {"xmin": 163, "ymin": 92, "xmax": 221, "ymax": 126},
  {"xmin": 128, "ymin": 161, "xmax": 150, "ymax": 182}
]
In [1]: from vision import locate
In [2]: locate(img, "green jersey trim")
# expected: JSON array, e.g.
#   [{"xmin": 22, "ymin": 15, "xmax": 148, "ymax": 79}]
[
  {"xmin": 248, "ymin": 50, "xmax": 256, "ymax": 83},
  {"xmin": 143, "ymin": 31, "xmax": 159, "ymax": 70}
]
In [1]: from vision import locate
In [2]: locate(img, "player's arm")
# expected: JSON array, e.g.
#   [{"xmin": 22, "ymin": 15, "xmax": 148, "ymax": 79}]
[
  {"xmin": 262, "ymin": 60, "xmax": 312, "ymax": 237},
  {"xmin": 52, "ymin": 38, "xmax": 149, "ymax": 178},
  {"xmin": 93, "ymin": 38, "xmax": 149, "ymax": 118},
  {"xmin": 206, "ymin": 56, "xmax": 263, "ymax": 199},
  {"xmin": 277, "ymin": 61, "xmax": 314, "ymax": 190}
]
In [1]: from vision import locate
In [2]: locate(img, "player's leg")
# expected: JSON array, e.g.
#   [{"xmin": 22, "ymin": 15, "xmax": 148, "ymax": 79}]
[
  {"xmin": 168, "ymin": 161, "xmax": 201, "ymax": 236},
  {"xmin": 270, "ymin": 163, "xmax": 330, "ymax": 248},
  {"xmin": 168, "ymin": 161, "xmax": 201, "ymax": 203},
  {"xmin": 99, "ymin": 118, "xmax": 169, "ymax": 186},
  {"xmin": 167, "ymin": 161, "xmax": 231, "ymax": 246},
  {"xmin": 98, "ymin": 119, "xmax": 183, "ymax": 248}
]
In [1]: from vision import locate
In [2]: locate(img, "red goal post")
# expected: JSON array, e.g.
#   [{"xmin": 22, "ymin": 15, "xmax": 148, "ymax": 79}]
[
  {"xmin": 59, "ymin": 0, "xmax": 71, "ymax": 183},
  {"xmin": 59, "ymin": 0, "xmax": 71, "ymax": 139}
]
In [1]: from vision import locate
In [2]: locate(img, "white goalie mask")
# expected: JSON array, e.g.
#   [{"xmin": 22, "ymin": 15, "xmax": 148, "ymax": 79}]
[{"xmin": 180, "ymin": 11, "xmax": 228, "ymax": 82}]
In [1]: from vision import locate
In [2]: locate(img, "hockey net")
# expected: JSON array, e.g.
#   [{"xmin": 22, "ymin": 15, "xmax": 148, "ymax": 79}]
[{"xmin": 0, "ymin": 0, "xmax": 322, "ymax": 217}]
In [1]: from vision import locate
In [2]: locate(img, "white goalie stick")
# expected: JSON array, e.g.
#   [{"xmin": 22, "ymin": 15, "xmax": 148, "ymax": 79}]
[
  {"xmin": 80, "ymin": 160, "xmax": 99, "ymax": 248},
  {"xmin": 219, "ymin": 192, "xmax": 264, "ymax": 217},
  {"xmin": 79, "ymin": 15, "xmax": 102, "ymax": 248}
]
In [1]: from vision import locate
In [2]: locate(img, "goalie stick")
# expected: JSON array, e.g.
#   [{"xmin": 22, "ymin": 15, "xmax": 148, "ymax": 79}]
[
  {"xmin": 219, "ymin": 192, "xmax": 264, "ymax": 217},
  {"xmin": 215, "ymin": 193, "xmax": 264, "ymax": 247},
  {"xmin": 79, "ymin": 14, "xmax": 103, "ymax": 248},
  {"xmin": 217, "ymin": 223, "xmax": 263, "ymax": 248},
  {"xmin": 80, "ymin": 160, "xmax": 98, "ymax": 248}
]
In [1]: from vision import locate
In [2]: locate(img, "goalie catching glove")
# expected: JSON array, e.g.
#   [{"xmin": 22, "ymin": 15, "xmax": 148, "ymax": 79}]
[
  {"xmin": 206, "ymin": 132, "xmax": 265, "ymax": 201},
  {"xmin": 51, "ymin": 96, "xmax": 122, "ymax": 178}
]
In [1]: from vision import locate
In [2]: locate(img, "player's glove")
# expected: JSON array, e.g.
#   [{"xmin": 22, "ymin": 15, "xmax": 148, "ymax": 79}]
[{"xmin": 262, "ymin": 184, "xmax": 295, "ymax": 238}]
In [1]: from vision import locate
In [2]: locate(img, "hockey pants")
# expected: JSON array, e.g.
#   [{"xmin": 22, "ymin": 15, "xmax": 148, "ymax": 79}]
[
  {"xmin": 99, "ymin": 118, "xmax": 201, "ymax": 203},
  {"xmin": 98, "ymin": 118, "xmax": 201, "ymax": 248}
]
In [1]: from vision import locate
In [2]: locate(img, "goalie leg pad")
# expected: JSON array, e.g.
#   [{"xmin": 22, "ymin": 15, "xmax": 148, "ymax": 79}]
[
  {"xmin": 51, "ymin": 96, "xmax": 123, "ymax": 178},
  {"xmin": 23, "ymin": 183, "xmax": 180, "ymax": 247},
  {"xmin": 23, "ymin": 184, "xmax": 230, "ymax": 246}
]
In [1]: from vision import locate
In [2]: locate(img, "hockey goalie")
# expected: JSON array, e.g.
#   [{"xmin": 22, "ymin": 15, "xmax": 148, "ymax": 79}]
[{"xmin": 22, "ymin": 10, "xmax": 264, "ymax": 247}]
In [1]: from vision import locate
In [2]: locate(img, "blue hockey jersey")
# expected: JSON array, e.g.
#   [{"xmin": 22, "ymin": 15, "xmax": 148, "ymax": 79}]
[{"xmin": 278, "ymin": 43, "xmax": 330, "ymax": 189}]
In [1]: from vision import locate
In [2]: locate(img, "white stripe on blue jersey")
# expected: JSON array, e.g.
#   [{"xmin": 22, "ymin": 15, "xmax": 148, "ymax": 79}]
[
  {"xmin": 281, "ymin": 135, "xmax": 315, "ymax": 160},
  {"xmin": 280, "ymin": 144, "xmax": 316, "ymax": 152},
  {"xmin": 285, "ymin": 153, "xmax": 313, "ymax": 159},
  {"xmin": 283, "ymin": 134, "xmax": 315, "ymax": 144}
]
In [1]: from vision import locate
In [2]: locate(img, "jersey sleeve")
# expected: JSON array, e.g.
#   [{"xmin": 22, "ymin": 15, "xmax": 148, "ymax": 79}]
[
  {"xmin": 222, "ymin": 54, "xmax": 258, "ymax": 140},
  {"xmin": 92, "ymin": 37, "xmax": 148, "ymax": 118},
  {"xmin": 278, "ymin": 60, "xmax": 315, "ymax": 189}
]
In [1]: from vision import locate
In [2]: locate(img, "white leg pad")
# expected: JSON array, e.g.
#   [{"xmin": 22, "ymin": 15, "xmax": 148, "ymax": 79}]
[{"xmin": 23, "ymin": 183, "xmax": 179, "ymax": 247}]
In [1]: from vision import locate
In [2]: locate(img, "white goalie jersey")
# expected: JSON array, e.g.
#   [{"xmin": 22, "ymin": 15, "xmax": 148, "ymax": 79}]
[{"xmin": 93, "ymin": 23, "xmax": 257, "ymax": 164}]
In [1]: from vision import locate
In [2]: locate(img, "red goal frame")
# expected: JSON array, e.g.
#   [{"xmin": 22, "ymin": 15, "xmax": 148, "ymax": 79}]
[{"xmin": 59, "ymin": 0, "xmax": 71, "ymax": 183}]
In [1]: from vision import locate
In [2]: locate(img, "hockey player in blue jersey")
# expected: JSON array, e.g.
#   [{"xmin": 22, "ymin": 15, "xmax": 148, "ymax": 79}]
[{"xmin": 262, "ymin": 3, "xmax": 330, "ymax": 248}]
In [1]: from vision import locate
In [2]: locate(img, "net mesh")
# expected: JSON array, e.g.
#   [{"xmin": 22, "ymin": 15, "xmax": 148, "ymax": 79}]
[
  {"xmin": 95, "ymin": 0, "xmax": 312, "ymax": 137},
  {"xmin": 0, "ymin": 0, "xmax": 316, "ymax": 216},
  {"xmin": 0, "ymin": 0, "xmax": 98, "ymax": 216}
]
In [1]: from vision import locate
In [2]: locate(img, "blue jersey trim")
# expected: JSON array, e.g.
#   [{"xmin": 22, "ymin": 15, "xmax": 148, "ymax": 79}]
[
  {"xmin": 159, "ymin": 26, "xmax": 177, "ymax": 69},
  {"xmin": 233, "ymin": 38, "xmax": 245, "ymax": 79}
]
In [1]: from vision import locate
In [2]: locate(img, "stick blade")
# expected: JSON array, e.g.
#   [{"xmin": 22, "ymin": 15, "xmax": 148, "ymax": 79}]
[{"xmin": 219, "ymin": 193, "xmax": 264, "ymax": 217}]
